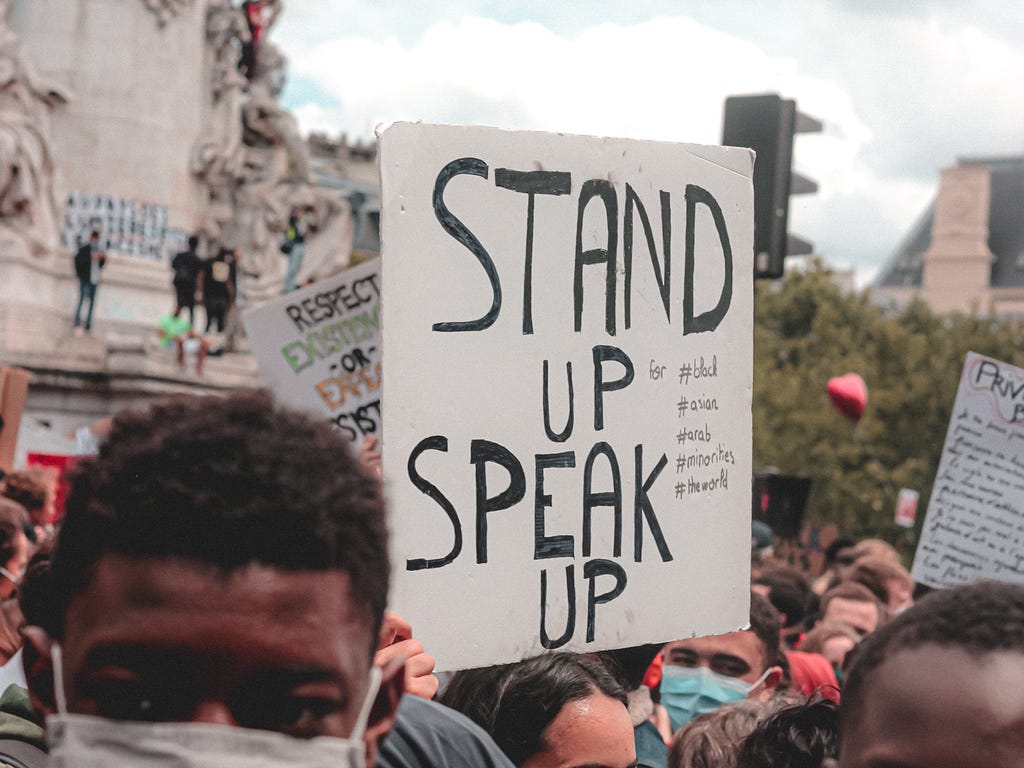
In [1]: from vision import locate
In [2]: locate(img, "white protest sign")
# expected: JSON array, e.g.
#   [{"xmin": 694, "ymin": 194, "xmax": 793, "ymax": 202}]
[
  {"xmin": 913, "ymin": 351, "xmax": 1024, "ymax": 588},
  {"xmin": 380, "ymin": 123, "xmax": 754, "ymax": 671},
  {"xmin": 242, "ymin": 258, "xmax": 382, "ymax": 442}
]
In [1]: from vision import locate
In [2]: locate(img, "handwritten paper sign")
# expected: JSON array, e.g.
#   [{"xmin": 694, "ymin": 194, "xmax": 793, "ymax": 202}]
[
  {"xmin": 242, "ymin": 258, "xmax": 381, "ymax": 443},
  {"xmin": 912, "ymin": 352, "xmax": 1024, "ymax": 588},
  {"xmin": 379, "ymin": 123, "xmax": 755, "ymax": 670}
]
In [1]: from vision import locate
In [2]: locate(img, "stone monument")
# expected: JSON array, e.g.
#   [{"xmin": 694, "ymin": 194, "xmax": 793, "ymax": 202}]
[{"xmin": 0, "ymin": 0, "xmax": 354, "ymax": 434}]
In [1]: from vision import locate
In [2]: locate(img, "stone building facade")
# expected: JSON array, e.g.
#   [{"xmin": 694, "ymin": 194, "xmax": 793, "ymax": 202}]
[
  {"xmin": 0, "ymin": 0, "xmax": 363, "ymax": 444},
  {"xmin": 873, "ymin": 156, "xmax": 1024, "ymax": 315}
]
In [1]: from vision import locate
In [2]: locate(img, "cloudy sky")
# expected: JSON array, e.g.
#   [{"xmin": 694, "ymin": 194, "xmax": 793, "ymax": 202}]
[{"xmin": 273, "ymin": 1, "xmax": 1024, "ymax": 285}]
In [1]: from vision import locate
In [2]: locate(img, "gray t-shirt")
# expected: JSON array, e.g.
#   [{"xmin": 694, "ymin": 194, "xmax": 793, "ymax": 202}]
[{"xmin": 376, "ymin": 695, "xmax": 514, "ymax": 768}]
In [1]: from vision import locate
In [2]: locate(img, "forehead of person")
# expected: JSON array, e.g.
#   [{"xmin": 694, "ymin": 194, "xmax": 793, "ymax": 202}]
[
  {"xmin": 58, "ymin": 554, "xmax": 375, "ymax": 738},
  {"xmin": 662, "ymin": 630, "xmax": 767, "ymax": 684},
  {"xmin": 838, "ymin": 645, "xmax": 1024, "ymax": 768},
  {"xmin": 522, "ymin": 689, "xmax": 636, "ymax": 768}
]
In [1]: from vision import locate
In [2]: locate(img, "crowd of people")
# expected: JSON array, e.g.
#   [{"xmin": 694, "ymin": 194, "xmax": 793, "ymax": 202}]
[
  {"xmin": 0, "ymin": 391, "xmax": 1017, "ymax": 767},
  {"xmin": 75, "ymin": 204, "xmax": 314, "ymax": 371}
]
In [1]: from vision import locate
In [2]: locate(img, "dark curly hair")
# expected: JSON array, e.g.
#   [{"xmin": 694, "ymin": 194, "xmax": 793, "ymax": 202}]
[
  {"xmin": 841, "ymin": 580, "xmax": 1024, "ymax": 733},
  {"xmin": 51, "ymin": 391, "xmax": 388, "ymax": 648},
  {"xmin": 736, "ymin": 697, "xmax": 838, "ymax": 768},
  {"xmin": 440, "ymin": 652, "xmax": 627, "ymax": 766}
]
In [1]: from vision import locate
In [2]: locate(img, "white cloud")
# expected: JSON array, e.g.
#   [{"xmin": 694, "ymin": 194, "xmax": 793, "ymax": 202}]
[
  {"xmin": 283, "ymin": 16, "xmax": 869, "ymax": 146},
  {"xmin": 276, "ymin": 6, "xmax": 1022, "ymax": 284}
]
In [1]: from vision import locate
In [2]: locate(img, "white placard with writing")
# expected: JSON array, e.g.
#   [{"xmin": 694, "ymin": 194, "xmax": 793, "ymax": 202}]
[
  {"xmin": 913, "ymin": 352, "xmax": 1024, "ymax": 588},
  {"xmin": 242, "ymin": 258, "xmax": 381, "ymax": 443},
  {"xmin": 380, "ymin": 123, "xmax": 754, "ymax": 670}
]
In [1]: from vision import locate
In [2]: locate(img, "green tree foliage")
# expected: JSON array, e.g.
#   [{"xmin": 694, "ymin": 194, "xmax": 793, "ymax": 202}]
[{"xmin": 753, "ymin": 263, "xmax": 1024, "ymax": 546}]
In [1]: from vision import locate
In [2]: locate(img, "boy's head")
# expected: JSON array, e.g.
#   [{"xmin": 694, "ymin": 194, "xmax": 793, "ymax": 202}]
[
  {"xmin": 838, "ymin": 580, "xmax": 1024, "ymax": 768},
  {"xmin": 26, "ymin": 391, "xmax": 398, "ymax": 766}
]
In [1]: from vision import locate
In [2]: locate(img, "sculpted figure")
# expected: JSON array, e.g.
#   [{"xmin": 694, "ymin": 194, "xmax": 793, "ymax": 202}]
[{"xmin": 0, "ymin": 0, "xmax": 69, "ymax": 254}]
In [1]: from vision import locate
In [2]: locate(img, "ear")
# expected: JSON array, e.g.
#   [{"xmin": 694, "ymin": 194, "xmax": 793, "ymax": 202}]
[
  {"xmin": 764, "ymin": 665, "xmax": 783, "ymax": 692},
  {"xmin": 363, "ymin": 654, "xmax": 404, "ymax": 768},
  {"xmin": 21, "ymin": 625, "xmax": 57, "ymax": 719},
  {"xmin": 749, "ymin": 665, "xmax": 783, "ymax": 702}
]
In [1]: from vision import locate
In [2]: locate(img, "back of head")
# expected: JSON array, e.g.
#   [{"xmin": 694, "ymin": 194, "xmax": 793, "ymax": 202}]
[
  {"xmin": 1, "ymin": 469, "xmax": 49, "ymax": 515},
  {"xmin": 840, "ymin": 580, "xmax": 1024, "ymax": 735},
  {"xmin": 0, "ymin": 498, "xmax": 27, "ymax": 569},
  {"xmin": 668, "ymin": 700, "xmax": 771, "ymax": 768},
  {"xmin": 737, "ymin": 697, "xmax": 839, "ymax": 768},
  {"xmin": 440, "ymin": 652, "xmax": 626, "ymax": 765},
  {"xmin": 844, "ymin": 556, "xmax": 913, "ymax": 607},
  {"xmin": 598, "ymin": 643, "xmax": 663, "ymax": 691},
  {"xmin": 749, "ymin": 592, "xmax": 783, "ymax": 669},
  {"xmin": 848, "ymin": 539, "xmax": 900, "ymax": 565},
  {"xmin": 52, "ymin": 390, "xmax": 388, "ymax": 640},
  {"xmin": 753, "ymin": 568, "xmax": 810, "ymax": 629},
  {"xmin": 822, "ymin": 538, "xmax": 855, "ymax": 570},
  {"xmin": 188, "ymin": 234, "xmax": 200, "ymax": 250},
  {"xmin": 819, "ymin": 582, "xmax": 880, "ymax": 620},
  {"xmin": 799, "ymin": 622, "xmax": 860, "ymax": 656}
]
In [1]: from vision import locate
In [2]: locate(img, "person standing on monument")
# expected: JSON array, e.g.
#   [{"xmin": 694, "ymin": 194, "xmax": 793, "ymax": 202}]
[
  {"xmin": 170, "ymin": 234, "xmax": 203, "ymax": 327},
  {"xmin": 282, "ymin": 206, "xmax": 309, "ymax": 293},
  {"xmin": 200, "ymin": 246, "xmax": 237, "ymax": 333},
  {"xmin": 72, "ymin": 230, "xmax": 106, "ymax": 336}
]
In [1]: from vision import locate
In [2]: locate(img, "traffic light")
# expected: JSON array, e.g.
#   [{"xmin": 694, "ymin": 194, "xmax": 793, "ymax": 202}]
[{"xmin": 722, "ymin": 94, "xmax": 820, "ymax": 279}]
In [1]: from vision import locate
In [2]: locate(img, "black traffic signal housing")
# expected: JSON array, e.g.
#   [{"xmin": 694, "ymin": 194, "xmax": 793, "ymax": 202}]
[{"xmin": 722, "ymin": 94, "xmax": 819, "ymax": 279}]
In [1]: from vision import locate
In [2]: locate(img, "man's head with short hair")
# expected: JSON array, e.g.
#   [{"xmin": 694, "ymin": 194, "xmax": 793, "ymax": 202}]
[
  {"xmin": 26, "ymin": 391, "xmax": 398, "ymax": 763},
  {"xmin": 188, "ymin": 234, "xmax": 200, "ymax": 250},
  {"xmin": 838, "ymin": 581, "xmax": 1024, "ymax": 768},
  {"xmin": 818, "ymin": 582, "xmax": 883, "ymax": 637},
  {"xmin": 660, "ymin": 592, "xmax": 784, "ymax": 732}
]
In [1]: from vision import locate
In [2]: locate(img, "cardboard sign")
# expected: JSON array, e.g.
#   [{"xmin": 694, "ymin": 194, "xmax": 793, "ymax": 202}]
[
  {"xmin": 0, "ymin": 367, "xmax": 31, "ymax": 472},
  {"xmin": 912, "ymin": 352, "xmax": 1024, "ymax": 587},
  {"xmin": 380, "ymin": 123, "xmax": 755, "ymax": 670},
  {"xmin": 894, "ymin": 488, "xmax": 919, "ymax": 529},
  {"xmin": 243, "ymin": 259, "xmax": 381, "ymax": 443}
]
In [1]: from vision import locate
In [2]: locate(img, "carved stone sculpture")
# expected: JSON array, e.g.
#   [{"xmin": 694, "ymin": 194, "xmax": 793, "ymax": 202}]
[
  {"xmin": 141, "ymin": 0, "xmax": 192, "ymax": 27},
  {"xmin": 191, "ymin": 0, "xmax": 353, "ymax": 299},
  {"xmin": 0, "ymin": 0, "xmax": 69, "ymax": 254}
]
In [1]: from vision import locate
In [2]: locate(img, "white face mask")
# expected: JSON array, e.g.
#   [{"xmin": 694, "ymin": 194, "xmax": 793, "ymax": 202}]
[{"xmin": 47, "ymin": 644, "xmax": 381, "ymax": 768}]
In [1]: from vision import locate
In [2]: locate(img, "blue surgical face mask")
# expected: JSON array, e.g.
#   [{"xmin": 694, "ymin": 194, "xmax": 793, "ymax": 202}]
[{"xmin": 660, "ymin": 665, "xmax": 771, "ymax": 733}]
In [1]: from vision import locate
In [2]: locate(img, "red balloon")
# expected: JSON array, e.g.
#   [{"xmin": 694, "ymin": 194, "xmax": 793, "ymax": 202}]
[{"xmin": 827, "ymin": 373, "xmax": 868, "ymax": 422}]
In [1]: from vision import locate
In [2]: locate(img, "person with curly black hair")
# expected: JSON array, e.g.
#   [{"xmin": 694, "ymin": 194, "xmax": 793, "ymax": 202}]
[
  {"xmin": 21, "ymin": 391, "xmax": 401, "ymax": 768},
  {"xmin": 837, "ymin": 580, "xmax": 1024, "ymax": 768},
  {"xmin": 736, "ymin": 697, "xmax": 838, "ymax": 768}
]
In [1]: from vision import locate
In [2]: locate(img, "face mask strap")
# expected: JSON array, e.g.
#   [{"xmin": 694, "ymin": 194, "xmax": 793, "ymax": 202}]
[
  {"xmin": 745, "ymin": 666, "xmax": 774, "ymax": 697},
  {"xmin": 349, "ymin": 665, "xmax": 382, "ymax": 742},
  {"xmin": 51, "ymin": 643, "xmax": 69, "ymax": 715}
]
